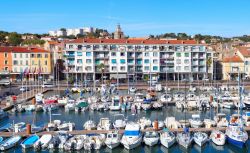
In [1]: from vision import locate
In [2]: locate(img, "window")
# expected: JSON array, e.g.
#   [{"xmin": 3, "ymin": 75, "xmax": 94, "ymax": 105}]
[
  {"xmin": 20, "ymin": 61, "xmax": 23, "ymax": 65},
  {"xmin": 77, "ymin": 45, "xmax": 82, "ymax": 50},
  {"xmin": 86, "ymin": 66, "xmax": 92, "ymax": 71},
  {"xmin": 26, "ymin": 60, "xmax": 28, "ymax": 65},
  {"xmin": 86, "ymin": 52, "xmax": 91, "ymax": 56},
  {"xmin": 153, "ymin": 59, "xmax": 158, "ymax": 64},
  {"xmin": 153, "ymin": 52, "xmax": 158, "ymax": 57},
  {"xmin": 37, "ymin": 54, "xmax": 42, "ymax": 58},
  {"xmin": 144, "ymin": 59, "xmax": 149, "ymax": 64},
  {"xmin": 153, "ymin": 46, "xmax": 157, "ymax": 49},
  {"xmin": 69, "ymin": 45, "xmax": 73, "ymax": 49},
  {"xmin": 45, "ymin": 54, "xmax": 48, "ymax": 58},
  {"xmin": 77, "ymin": 59, "xmax": 82, "ymax": 64},
  {"xmin": 111, "ymin": 52, "xmax": 116, "ymax": 56},
  {"xmin": 184, "ymin": 66, "xmax": 189, "ymax": 70},
  {"xmin": 77, "ymin": 52, "xmax": 82, "ymax": 56},
  {"xmin": 176, "ymin": 66, "xmax": 181, "ymax": 71},
  {"xmin": 26, "ymin": 54, "xmax": 28, "ymax": 58},
  {"xmin": 4, "ymin": 67, "xmax": 8, "ymax": 71},
  {"xmin": 184, "ymin": 53, "xmax": 189, "ymax": 57},
  {"xmin": 4, "ymin": 60, "xmax": 8, "ymax": 65},
  {"xmin": 14, "ymin": 68, "xmax": 17, "ymax": 72},
  {"xmin": 86, "ymin": 45, "xmax": 91, "ymax": 49},
  {"xmin": 120, "ymin": 52, "xmax": 125, "ymax": 56},
  {"xmin": 128, "ymin": 59, "xmax": 134, "ymax": 63},
  {"xmin": 199, "ymin": 46, "xmax": 204, "ymax": 51},
  {"xmin": 176, "ymin": 59, "xmax": 181, "ymax": 64},
  {"xmin": 4, "ymin": 53, "xmax": 7, "ymax": 58},
  {"xmin": 176, "ymin": 52, "xmax": 181, "ymax": 57},
  {"xmin": 20, "ymin": 54, "xmax": 22, "ymax": 58},
  {"xmin": 31, "ymin": 54, "xmax": 35, "ymax": 58},
  {"xmin": 144, "ymin": 66, "xmax": 149, "ymax": 71},
  {"xmin": 120, "ymin": 59, "xmax": 126, "ymax": 64},
  {"xmin": 32, "ymin": 60, "xmax": 35, "ymax": 65},
  {"xmin": 120, "ymin": 66, "xmax": 125, "ymax": 71},
  {"xmin": 111, "ymin": 59, "xmax": 117, "ymax": 64},
  {"xmin": 145, "ymin": 46, "xmax": 149, "ymax": 50},
  {"xmin": 184, "ymin": 59, "xmax": 189, "ymax": 64},
  {"xmin": 153, "ymin": 66, "xmax": 158, "ymax": 71},
  {"xmin": 111, "ymin": 66, "xmax": 117, "ymax": 71},
  {"xmin": 144, "ymin": 52, "xmax": 149, "ymax": 57},
  {"xmin": 86, "ymin": 59, "xmax": 91, "ymax": 63},
  {"xmin": 13, "ymin": 60, "xmax": 18, "ymax": 65},
  {"xmin": 45, "ymin": 60, "xmax": 48, "ymax": 65},
  {"xmin": 14, "ymin": 54, "xmax": 17, "ymax": 58}
]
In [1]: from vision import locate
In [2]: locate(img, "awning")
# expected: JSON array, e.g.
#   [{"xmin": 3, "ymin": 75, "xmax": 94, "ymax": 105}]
[{"xmin": 110, "ymin": 74, "xmax": 127, "ymax": 79}]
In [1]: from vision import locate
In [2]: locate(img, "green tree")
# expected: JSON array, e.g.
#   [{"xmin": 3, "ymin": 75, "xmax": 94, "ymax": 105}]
[{"xmin": 8, "ymin": 32, "xmax": 22, "ymax": 46}]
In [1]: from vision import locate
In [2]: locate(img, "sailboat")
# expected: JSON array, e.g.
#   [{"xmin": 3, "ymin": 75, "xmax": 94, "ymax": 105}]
[
  {"xmin": 177, "ymin": 80, "xmax": 193, "ymax": 149},
  {"xmin": 225, "ymin": 74, "xmax": 248, "ymax": 148}
]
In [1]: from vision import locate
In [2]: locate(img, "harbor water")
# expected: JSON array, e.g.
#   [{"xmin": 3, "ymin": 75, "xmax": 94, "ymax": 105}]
[{"xmin": 1, "ymin": 90, "xmax": 250, "ymax": 153}]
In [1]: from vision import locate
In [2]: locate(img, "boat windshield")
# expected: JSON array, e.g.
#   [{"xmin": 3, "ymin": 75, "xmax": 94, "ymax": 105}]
[{"xmin": 124, "ymin": 130, "xmax": 140, "ymax": 136}]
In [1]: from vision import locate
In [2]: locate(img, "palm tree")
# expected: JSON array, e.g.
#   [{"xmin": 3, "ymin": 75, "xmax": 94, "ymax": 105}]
[
  {"xmin": 97, "ymin": 63, "xmax": 105, "ymax": 84},
  {"xmin": 206, "ymin": 57, "xmax": 212, "ymax": 79}
]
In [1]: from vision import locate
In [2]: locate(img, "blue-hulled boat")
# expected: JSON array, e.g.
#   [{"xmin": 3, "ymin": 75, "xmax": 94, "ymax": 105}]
[
  {"xmin": 226, "ymin": 123, "xmax": 248, "ymax": 148},
  {"xmin": 21, "ymin": 134, "xmax": 39, "ymax": 149},
  {"xmin": 0, "ymin": 123, "xmax": 11, "ymax": 132},
  {"xmin": 0, "ymin": 135, "xmax": 22, "ymax": 151}
]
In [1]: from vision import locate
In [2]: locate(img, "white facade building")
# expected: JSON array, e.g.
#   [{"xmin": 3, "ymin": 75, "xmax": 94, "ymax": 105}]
[
  {"xmin": 49, "ymin": 27, "xmax": 95, "ymax": 37},
  {"xmin": 64, "ymin": 39, "xmax": 213, "ymax": 81}
]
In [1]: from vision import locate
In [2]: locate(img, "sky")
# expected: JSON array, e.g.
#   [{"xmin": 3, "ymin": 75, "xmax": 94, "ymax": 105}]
[{"xmin": 0, "ymin": 0, "xmax": 250, "ymax": 37}]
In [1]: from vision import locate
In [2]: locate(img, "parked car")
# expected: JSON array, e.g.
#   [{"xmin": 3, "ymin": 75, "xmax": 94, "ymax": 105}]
[
  {"xmin": 42, "ymin": 82, "xmax": 54, "ymax": 88},
  {"xmin": 19, "ymin": 86, "xmax": 30, "ymax": 91}
]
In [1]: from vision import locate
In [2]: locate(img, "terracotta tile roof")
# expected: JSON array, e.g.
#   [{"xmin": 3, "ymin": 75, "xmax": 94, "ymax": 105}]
[
  {"xmin": 223, "ymin": 55, "xmax": 243, "ymax": 63},
  {"xmin": 0, "ymin": 47, "xmax": 49, "ymax": 53},
  {"xmin": 238, "ymin": 47, "xmax": 250, "ymax": 57},
  {"xmin": 67, "ymin": 38, "xmax": 198, "ymax": 45}
]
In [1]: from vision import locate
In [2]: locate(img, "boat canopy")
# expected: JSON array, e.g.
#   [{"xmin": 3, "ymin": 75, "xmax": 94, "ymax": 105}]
[
  {"xmin": 76, "ymin": 102, "xmax": 88, "ymax": 108},
  {"xmin": 124, "ymin": 130, "xmax": 140, "ymax": 136}
]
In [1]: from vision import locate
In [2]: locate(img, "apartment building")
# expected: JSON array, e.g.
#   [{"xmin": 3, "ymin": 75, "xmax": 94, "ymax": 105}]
[
  {"xmin": 0, "ymin": 47, "xmax": 51, "ymax": 80},
  {"xmin": 64, "ymin": 38, "xmax": 214, "ymax": 81}
]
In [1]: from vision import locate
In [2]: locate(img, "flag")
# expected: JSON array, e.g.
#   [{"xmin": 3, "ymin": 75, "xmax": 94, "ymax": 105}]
[{"xmin": 33, "ymin": 67, "xmax": 36, "ymax": 74}]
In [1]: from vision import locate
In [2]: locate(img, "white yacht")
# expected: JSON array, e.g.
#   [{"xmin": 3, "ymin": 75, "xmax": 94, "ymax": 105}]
[
  {"xmin": 189, "ymin": 114, "xmax": 203, "ymax": 128},
  {"xmin": 160, "ymin": 128, "xmax": 176, "ymax": 148},
  {"xmin": 210, "ymin": 130, "xmax": 226, "ymax": 146},
  {"xmin": 105, "ymin": 131, "xmax": 121, "ymax": 149},
  {"xmin": 194, "ymin": 132, "xmax": 208, "ymax": 147},
  {"xmin": 143, "ymin": 131, "xmax": 159, "ymax": 146}
]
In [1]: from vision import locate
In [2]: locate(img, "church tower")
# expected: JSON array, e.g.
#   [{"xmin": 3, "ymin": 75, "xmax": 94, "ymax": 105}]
[{"xmin": 114, "ymin": 24, "xmax": 124, "ymax": 39}]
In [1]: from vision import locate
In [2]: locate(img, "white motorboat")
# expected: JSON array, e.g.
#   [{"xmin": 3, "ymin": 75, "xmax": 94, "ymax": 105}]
[
  {"xmin": 46, "ymin": 120, "xmax": 61, "ymax": 131},
  {"xmin": 160, "ymin": 94, "xmax": 172, "ymax": 103},
  {"xmin": 160, "ymin": 128, "xmax": 176, "ymax": 148},
  {"xmin": 58, "ymin": 96, "xmax": 69, "ymax": 105},
  {"xmin": 155, "ymin": 83, "xmax": 162, "ymax": 92},
  {"xmin": 113, "ymin": 114, "xmax": 126, "ymax": 129},
  {"xmin": 84, "ymin": 120, "xmax": 97, "ymax": 130},
  {"xmin": 194, "ymin": 132, "xmax": 208, "ymax": 147},
  {"xmin": 109, "ymin": 95, "xmax": 121, "ymax": 111},
  {"xmin": 164, "ymin": 117, "xmax": 180, "ymax": 129},
  {"xmin": 64, "ymin": 135, "xmax": 86, "ymax": 151},
  {"xmin": 176, "ymin": 101, "xmax": 187, "ymax": 109},
  {"xmin": 34, "ymin": 134, "xmax": 53, "ymax": 150},
  {"xmin": 84, "ymin": 134, "xmax": 106, "ymax": 150},
  {"xmin": 0, "ymin": 135, "xmax": 21, "ymax": 151},
  {"xmin": 153, "ymin": 101, "xmax": 163, "ymax": 109},
  {"xmin": 214, "ymin": 113, "xmax": 228, "ymax": 127},
  {"xmin": 65, "ymin": 101, "xmax": 76, "ymax": 111},
  {"xmin": 48, "ymin": 135, "xmax": 60, "ymax": 150},
  {"xmin": 189, "ymin": 114, "xmax": 203, "ymax": 128},
  {"xmin": 35, "ymin": 93, "xmax": 44, "ymax": 103},
  {"xmin": 219, "ymin": 95, "xmax": 235, "ymax": 109},
  {"xmin": 71, "ymin": 87, "xmax": 81, "ymax": 93},
  {"xmin": 24, "ymin": 104, "xmax": 35, "ymax": 112},
  {"xmin": 97, "ymin": 118, "xmax": 111, "ymax": 130},
  {"xmin": 176, "ymin": 128, "xmax": 193, "ymax": 149},
  {"xmin": 12, "ymin": 122, "xmax": 26, "ymax": 132},
  {"xmin": 129, "ymin": 87, "xmax": 137, "ymax": 93},
  {"xmin": 137, "ymin": 117, "xmax": 151, "ymax": 130},
  {"xmin": 134, "ymin": 93, "xmax": 144, "ymax": 102},
  {"xmin": 143, "ymin": 131, "xmax": 159, "ymax": 146},
  {"xmin": 203, "ymin": 119, "xmax": 217, "ymax": 128},
  {"xmin": 141, "ymin": 99, "xmax": 152, "ymax": 111},
  {"xmin": 57, "ymin": 131, "xmax": 72, "ymax": 149},
  {"xmin": 105, "ymin": 131, "xmax": 121, "ymax": 149},
  {"xmin": 121, "ymin": 122, "xmax": 142, "ymax": 150},
  {"xmin": 58, "ymin": 122, "xmax": 75, "ymax": 131},
  {"xmin": 226, "ymin": 123, "xmax": 248, "ymax": 148},
  {"xmin": 210, "ymin": 130, "xmax": 226, "ymax": 146},
  {"xmin": 35, "ymin": 105, "xmax": 43, "ymax": 112}
]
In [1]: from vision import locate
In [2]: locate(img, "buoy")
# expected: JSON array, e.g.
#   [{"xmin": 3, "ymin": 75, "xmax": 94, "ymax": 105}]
[
  {"xmin": 26, "ymin": 124, "xmax": 31, "ymax": 135},
  {"xmin": 153, "ymin": 120, "xmax": 159, "ymax": 131},
  {"xmin": 32, "ymin": 98, "xmax": 36, "ymax": 105}
]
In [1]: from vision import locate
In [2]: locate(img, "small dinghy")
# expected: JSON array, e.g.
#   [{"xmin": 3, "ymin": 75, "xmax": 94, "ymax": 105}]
[
  {"xmin": 160, "ymin": 128, "xmax": 176, "ymax": 148},
  {"xmin": 143, "ymin": 131, "xmax": 159, "ymax": 146},
  {"xmin": 210, "ymin": 130, "xmax": 226, "ymax": 146},
  {"xmin": 194, "ymin": 132, "xmax": 208, "ymax": 147},
  {"xmin": 0, "ymin": 135, "xmax": 21, "ymax": 151},
  {"xmin": 105, "ymin": 131, "xmax": 121, "ymax": 149},
  {"xmin": 58, "ymin": 122, "xmax": 75, "ymax": 131},
  {"xmin": 34, "ymin": 134, "xmax": 52, "ymax": 150},
  {"xmin": 21, "ymin": 134, "xmax": 39, "ymax": 149}
]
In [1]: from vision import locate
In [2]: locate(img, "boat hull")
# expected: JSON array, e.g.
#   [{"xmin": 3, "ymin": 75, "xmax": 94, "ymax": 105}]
[{"xmin": 227, "ymin": 136, "xmax": 245, "ymax": 148}]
